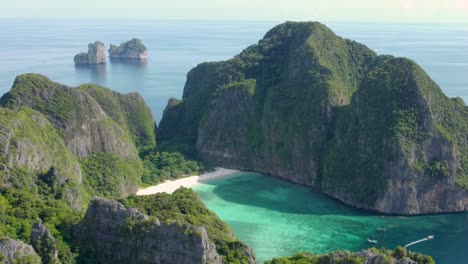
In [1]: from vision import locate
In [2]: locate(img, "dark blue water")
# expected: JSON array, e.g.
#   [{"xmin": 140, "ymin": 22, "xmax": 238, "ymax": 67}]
[{"xmin": 0, "ymin": 20, "xmax": 467, "ymax": 122}]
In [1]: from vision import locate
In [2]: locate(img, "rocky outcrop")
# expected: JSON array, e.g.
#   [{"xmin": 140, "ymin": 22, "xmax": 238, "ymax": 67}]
[
  {"xmin": 0, "ymin": 237, "xmax": 41, "ymax": 264},
  {"xmin": 30, "ymin": 222, "xmax": 59, "ymax": 264},
  {"xmin": 109, "ymin": 38, "xmax": 147, "ymax": 59},
  {"xmin": 0, "ymin": 74, "xmax": 139, "ymax": 159},
  {"xmin": 158, "ymin": 21, "xmax": 468, "ymax": 214},
  {"xmin": 322, "ymin": 56, "xmax": 468, "ymax": 214},
  {"xmin": 74, "ymin": 41, "xmax": 106, "ymax": 64},
  {"xmin": 0, "ymin": 74, "xmax": 157, "ymax": 198},
  {"xmin": 0, "ymin": 106, "xmax": 83, "ymax": 209},
  {"xmin": 265, "ymin": 248, "xmax": 434, "ymax": 264},
  {"xmin": 76, "ymin": 197, "xmax": 222, "ymax": 264}
]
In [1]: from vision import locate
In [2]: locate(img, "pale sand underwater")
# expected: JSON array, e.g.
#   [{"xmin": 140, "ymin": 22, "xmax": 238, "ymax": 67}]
[{"xmin": 136, "ymin": 167, "xmax": 240, "ymax": 195}]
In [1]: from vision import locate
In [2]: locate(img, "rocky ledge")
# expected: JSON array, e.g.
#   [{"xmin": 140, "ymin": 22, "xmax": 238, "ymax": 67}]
[
  {"xmin": 265, "ymin": 247, "xmax": 435, "ymax": 264},
  {"xmin": 74, "ymin": 41, "xmax": 106, "ymax": 64},
  {"xmin": 109, "ymin": 38, "xmax": 147, "ymax": 59},
  {"xmin": 76, "ymin": 197, "xmax": 223, "ymax": 264},
  {"xmin": 0, "ymin": 237, "xmax": 41, "ymax": 264}
]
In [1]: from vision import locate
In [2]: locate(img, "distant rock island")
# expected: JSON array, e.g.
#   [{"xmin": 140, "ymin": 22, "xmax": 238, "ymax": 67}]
[
  {"xmin": 109, "ymin": 38, "xmax": 148, "ymax": 59},
  {"xmin": 74, "ymin": 41, "xmax": 106, "ymax": 64}
]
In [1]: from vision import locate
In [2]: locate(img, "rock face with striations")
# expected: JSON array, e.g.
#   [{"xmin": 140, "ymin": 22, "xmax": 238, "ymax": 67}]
[
  {"xmin": 0, "ymin": 105, "xmax": 84, "ymax": 209},
  {"xmin": 158, "ymin": 21, "xmax": 468, "ymax": 215},
  {"xmin": 0, "ymin": 237, "xmax": 41, "ymax": 264},
  {"xmin": 74, "ymin": 41, "xmax": 106, "ymax": 64},
  {"xmin": 30, "ymin": 222, "xmax": 59, "ymax": 264},
  {"xmin": 109, "ymin": 38, "xmax": 148, "ymax": 59},
  {"xmin": 0, "ymin": 74, "xmax": 156, "ymax": 198},
  {"xmin": 76, "ymin": 197, "xmax": 222, "ymax": 264}
]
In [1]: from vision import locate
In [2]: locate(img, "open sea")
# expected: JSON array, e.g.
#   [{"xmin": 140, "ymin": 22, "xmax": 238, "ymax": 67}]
[{"xmin": 0, "ymin": 19, "xmax": 467, "ymax": 263}]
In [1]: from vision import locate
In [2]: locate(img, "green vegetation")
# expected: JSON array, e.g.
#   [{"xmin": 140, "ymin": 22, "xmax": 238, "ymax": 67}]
[
  {"xmin": 264, "ymin": 247, "xmax": 434, "ymax": 264},
  {"xmin": 109, "ymin": 38, "xmax": 147, "ymax": 57},
  {"xmin": 0, "ymin": 106, "xmax": 84, "ymax": 208},
  {"xmin": 81, "ymin": 153, "xmax": 142, "ymax": 199},
  {"xmin": 0, "ymin": 74, "xmax": 85, "ymax": 126},
  {"xmin": 0, "ymin": 185, "xmax": 81, "ymax": 263},
  {"xmin": 122, "ymin": 188, "xmax": 254, "ymax": 264},
  {"xmin": 158, "ymin": 20, "xmax": 467, "ymax": 216},
  {"xmin": 77, "ymin": 84, "xmax": 156, "ymax": 149},
  {"xmin": 139, "ymin": 147, "xmax": 208, "ymax": 185},
  {"xmin": 0, "ymin": 73, "xmax": 223, "ymax": 263}
]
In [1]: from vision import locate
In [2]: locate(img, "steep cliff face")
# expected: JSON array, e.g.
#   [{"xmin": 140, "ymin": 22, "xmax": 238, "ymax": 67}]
[
  {"xmin": 0, "ymin": 106, "xmax": 83, "ymax": 209},
  {"xmin": 0, "ymin": 237, "xmax": 41, "ymax": 264},
  {"xmin": 323, "ymin": 56, "xmax": 468, "ymax": 214},
  {"xmin": 76, "ymin": 84, "xmax": 156, "ymax": 149},
  {"xmin": 76, "ymin": 197, "xmax": 222, "ymax": 264},
  {"xmin": 74, "ymin": 41, "xmax": 106, "ymax": 64},
  {"xmin": 0, "ymin": 74, "xmax": 156, "ymax": 198},
  {"xmin": 158, "ymin": 22, "xmax": 468, "ymax": 214},
  {"xmin": 1, "ymin": 74, "xmax": 139, "ymax": 159}
]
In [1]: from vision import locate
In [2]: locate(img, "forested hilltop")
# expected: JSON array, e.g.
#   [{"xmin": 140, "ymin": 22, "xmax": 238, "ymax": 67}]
[
  {"xmin": 158, "ymin": 21, "xmax": 468, "ymax": 215},
  {"xmin": 0, "ymin": 74, "xmax": 252, "ymax": 263}
]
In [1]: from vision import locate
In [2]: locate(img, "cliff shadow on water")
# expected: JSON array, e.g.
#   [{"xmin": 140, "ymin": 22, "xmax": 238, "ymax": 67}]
[{"xmin": 207, "ymin": 172, "xmax": 367, "ymax": 216}]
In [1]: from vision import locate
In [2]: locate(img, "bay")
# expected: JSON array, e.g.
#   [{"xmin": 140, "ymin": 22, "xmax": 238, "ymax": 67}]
[{"xmin": 193, "ymin": 173, "xmax": 468, "ymax": 263}]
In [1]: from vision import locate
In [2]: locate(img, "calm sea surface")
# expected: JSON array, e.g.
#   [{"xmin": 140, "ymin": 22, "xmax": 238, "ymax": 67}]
[
  {"xmin": 0, "ymin": 19, "xmax": 467, "ymax": 263},
  {"xmin": 0, "ymin": 20, "xmax": 467, "ymax": 121}
]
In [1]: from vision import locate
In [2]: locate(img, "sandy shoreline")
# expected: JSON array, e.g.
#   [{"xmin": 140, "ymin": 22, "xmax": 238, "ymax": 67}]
[{"xmin": 136, "ymin": 167, "xmax": 240, "ymax": 195}]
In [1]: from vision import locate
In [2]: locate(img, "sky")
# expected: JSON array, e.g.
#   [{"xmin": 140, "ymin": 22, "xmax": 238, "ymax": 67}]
[{"xmin": 1, "ymin": 0, "xmax": 468, "ymax": 22}]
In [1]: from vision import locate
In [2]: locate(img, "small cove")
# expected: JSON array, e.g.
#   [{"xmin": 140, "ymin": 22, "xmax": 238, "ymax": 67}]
[{"xmin": 193, "ymin": 172, "xmax": 468, "ymax": 263}]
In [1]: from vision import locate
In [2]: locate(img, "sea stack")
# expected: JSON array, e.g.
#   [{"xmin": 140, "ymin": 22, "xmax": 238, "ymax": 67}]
[
  {"xmin": 74, "ymin": 41, "xmax": 106, "ymax": 64},
  {"xmin": 109, "ymin": 38, "xmax": 148, "ymax": 59}
]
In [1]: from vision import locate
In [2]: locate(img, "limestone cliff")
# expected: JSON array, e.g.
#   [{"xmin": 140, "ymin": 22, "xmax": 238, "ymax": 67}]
[
  {"xmin": 322, "ymin": 56, "xmax": 468, "ymax": 214},
  {"xmin": 0, "ymin": 237, "xmax": 41, "ymax": 264},
  {"xmin": 0, "ymin": 74, "xmax": 156, "ymax": 198},
  {"xmin": 76, "ymin": 197, "xmax": 222, "ymax": 264},
  {"xmin": 158, "ymin": 21, "xmax": 468, "ymax": 214},
  {"xmin": 30, "ymin": 222, "xmax": 59, "ymax": 264},
  {"xmin": 74, "ymin": 41, "xmax": 106, "ymax": 64},
  {"xmin": 109, "ymin": 38, "xmax": 148, "ymax": 59},
  {"xmin": 0, "ymin": 106, "xmax": 83, "ymax": 209}
]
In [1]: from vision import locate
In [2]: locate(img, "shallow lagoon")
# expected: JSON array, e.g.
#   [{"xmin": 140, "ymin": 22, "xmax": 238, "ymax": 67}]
[{"xmin": 193, "ymin": 173, "xmax": 468, "ymax": 263}]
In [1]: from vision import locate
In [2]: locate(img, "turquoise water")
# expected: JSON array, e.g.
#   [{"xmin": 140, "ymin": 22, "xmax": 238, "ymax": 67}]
[{"xmin": 193, "ymin": 173, "xmax": 468, "ymax": 263}]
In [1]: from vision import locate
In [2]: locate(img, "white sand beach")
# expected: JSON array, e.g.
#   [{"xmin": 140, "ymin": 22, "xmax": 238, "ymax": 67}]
[{"xmin": 136, "ymin": 167, "xmax": 240, "ymax": 195}]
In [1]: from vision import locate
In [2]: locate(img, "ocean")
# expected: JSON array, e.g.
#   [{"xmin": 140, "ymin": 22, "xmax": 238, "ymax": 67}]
[
  {"xmin": 0, "ymin": 19, "xmax": 467, "ymax": 122},
  {"xmin": 1, "ymin": 19, "xmax": 467, "ymax": 263}
]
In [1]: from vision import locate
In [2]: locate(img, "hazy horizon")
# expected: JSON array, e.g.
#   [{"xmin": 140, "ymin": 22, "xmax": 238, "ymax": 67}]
[{"xmin": 2, "ymin": 0, "xmax": 468, "ymax": 23}]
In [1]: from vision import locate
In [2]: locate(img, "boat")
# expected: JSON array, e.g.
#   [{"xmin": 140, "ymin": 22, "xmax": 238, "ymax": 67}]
[{"xmin": 367, "ymin": 238, "xmax": 378, "ymax": 244}]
